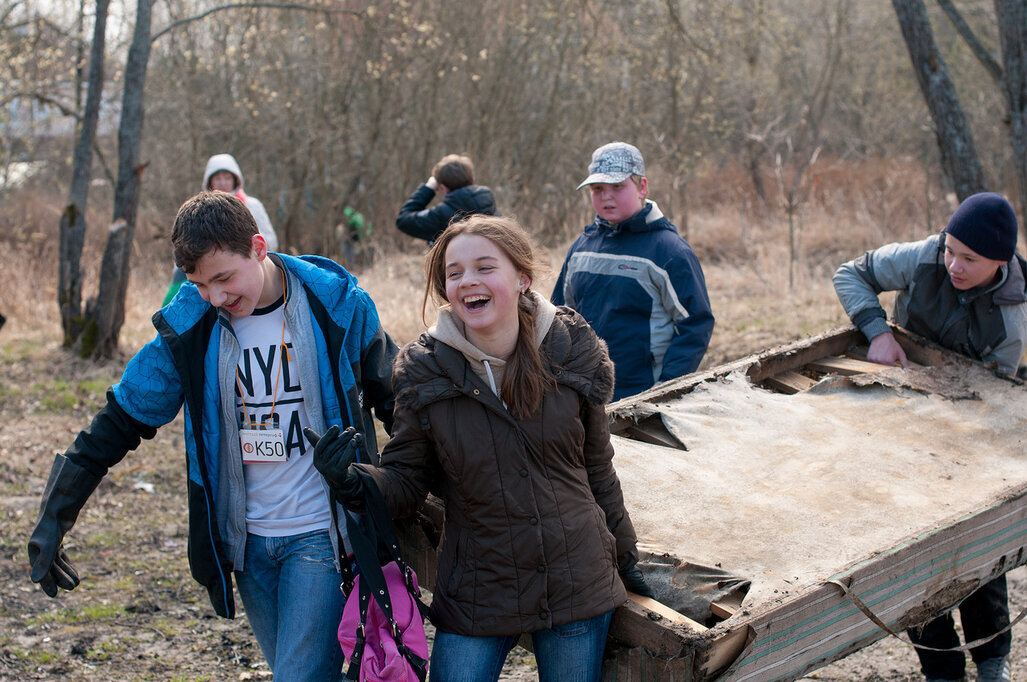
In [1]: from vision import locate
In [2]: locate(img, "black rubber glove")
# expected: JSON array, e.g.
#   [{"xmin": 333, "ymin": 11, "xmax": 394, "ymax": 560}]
[
  {"xmin": 304, "ymin": 426, "xmax": 366, "ymax": 509},
  {"xmin": 620, "ymin": 563, "xmax": 655, "ymax": 598},
  {"xmin": 618, "ymin": 552, "xmax": 656, "ymax": 599},
  {"xmin": 27, "ymin": 454, "xmax": 103, "ymax": 597}
]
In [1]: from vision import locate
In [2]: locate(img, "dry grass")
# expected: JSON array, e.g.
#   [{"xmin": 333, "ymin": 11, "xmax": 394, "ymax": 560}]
[
  {"xmin": 355, "ymin": 234, "xmax": 852, "ymax": 371},
  {"xmin": 0, "ymin": 156, "xmax": 963, "ymax": 366}
]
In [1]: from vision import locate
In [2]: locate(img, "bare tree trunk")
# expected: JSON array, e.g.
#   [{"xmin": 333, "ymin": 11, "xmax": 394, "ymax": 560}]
[
  {"xmin": 58, "ymin": 0, "xmax": 109, "ymax": 347},
  {"xmin": 892, "ymin": 0, "xmax": 986, "ymax": 200},
  {"xmin": 994, "ymin": 0, "xmax": 1027, "ymax": 244},
  {"xmin": 937, "ymin": 0, "xmax": 1003, "ymax": 83},
  {"xmin": 75, "ymin": 0, "xmax": 87, "ymax": 111},
  {"xmin": 85, "ymin": 0, "xmax": 153, "ymax": 359}
]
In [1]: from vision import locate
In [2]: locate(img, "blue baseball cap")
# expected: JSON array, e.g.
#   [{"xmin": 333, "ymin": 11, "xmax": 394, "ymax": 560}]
[{"xmin": 576, "ymin": 142, "xmax": 645, "ymax": 190}]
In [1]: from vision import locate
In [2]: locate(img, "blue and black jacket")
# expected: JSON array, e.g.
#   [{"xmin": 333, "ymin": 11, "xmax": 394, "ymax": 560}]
[
  {"xmin": 395, "ymin": 183, "xmax": 499, "ymax": 244},
  {"xmin": 553, "ymin": 201, "xmax": 714, "ymax": 401},
  {"xmin": 62, "ymin": 253, "xmax": 396, "ymax": 618}
]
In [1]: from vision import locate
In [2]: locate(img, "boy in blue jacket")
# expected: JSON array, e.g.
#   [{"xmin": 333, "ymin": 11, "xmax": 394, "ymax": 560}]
[
  {"xmin": 28, "ymin": 191, "xmax": 397, "ymax": 680},
  {"xmin": 553, "ymin": 141, "xmax": 714, "ymax": 401}
]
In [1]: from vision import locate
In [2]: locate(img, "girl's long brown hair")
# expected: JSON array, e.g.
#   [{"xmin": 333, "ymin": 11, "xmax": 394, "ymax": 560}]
[{"xmin": 423, "ymin": 215, "xmax": 555, "ymax": 419}]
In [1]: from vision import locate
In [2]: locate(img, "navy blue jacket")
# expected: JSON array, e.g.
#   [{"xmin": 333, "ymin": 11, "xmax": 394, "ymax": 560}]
[
  {"xmin": 395, "ymin": 183, "xmax": 499, "ymax": 243},
  {"xmin": 552, "ymin": 202, "xmax": 714, "ymax": 400}
]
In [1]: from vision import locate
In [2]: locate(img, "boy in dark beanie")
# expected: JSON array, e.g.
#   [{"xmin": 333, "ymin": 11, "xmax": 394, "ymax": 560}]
[
  {"xmin": 833, "ymin": 191, "xmax": 1026, "ymax": 682},
  {"xmin": 835, "ymin": 192, "xmax": 1026, "ymax": 374},
  {"xmin": 943, "ymin": 191, "xmax": 1018, "ymax": 263}
]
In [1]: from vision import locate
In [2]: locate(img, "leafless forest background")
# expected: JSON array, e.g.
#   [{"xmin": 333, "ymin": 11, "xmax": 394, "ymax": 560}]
[
  {"xmin": 1, "ymin": 1, "xmax": 1027, "ymax": 680},
  {"xmin": 3, "ymin": 0, "xmax": 1023, "ymax": 280}
]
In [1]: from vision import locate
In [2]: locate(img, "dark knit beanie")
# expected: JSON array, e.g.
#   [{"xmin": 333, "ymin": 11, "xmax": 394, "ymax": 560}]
[{"xmin": 943, "ymin": 192, "xmax": 1018, "ymax": 262}]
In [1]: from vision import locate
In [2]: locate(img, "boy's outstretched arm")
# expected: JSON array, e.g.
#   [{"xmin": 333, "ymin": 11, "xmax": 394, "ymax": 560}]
[
  {"xmin": 28, "ymin": 332, "xmax": 179, "ymax": 597},
  {"xmin": 27, "ymin": 390, "xmax": 158, "ymax": 596}
]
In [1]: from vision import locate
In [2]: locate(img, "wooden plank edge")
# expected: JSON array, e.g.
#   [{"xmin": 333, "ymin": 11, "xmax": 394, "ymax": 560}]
[
  {"xmin": 806, "ymin": 356, "xmax": 892, "ymax": 375},
  {"xmin": 610, "ymin": 323, "xmax": 1008, "ymax": 427},
  {"xmin": 763, "ymin": 370, "xmax": 818, "ymax": 394},
  {"xmin": 715, "ymin": 484, "xmax": 1027, "ymax": 681},
  {"xmin": 609, "ymin": 327, "xmax": 865, "ymax": 431}
]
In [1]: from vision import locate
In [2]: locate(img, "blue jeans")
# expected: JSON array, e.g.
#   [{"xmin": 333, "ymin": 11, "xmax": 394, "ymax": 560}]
[
  {"xmin": 429, "ymin": 610, "xmax": 613, "ymax": 682},
  {"xmin": 235, "ymin": 529, "xmax": 346, "ymax": 681}
]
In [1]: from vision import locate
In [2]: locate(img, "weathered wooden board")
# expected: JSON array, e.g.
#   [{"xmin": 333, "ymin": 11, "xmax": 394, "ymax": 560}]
[
  {"xmin": 762, "ymin": 370, "xmax": 818, "ymax": 394},
  {"xmin": 602, "ymin": 325, "xmax": 1027, "ymax": 680}
]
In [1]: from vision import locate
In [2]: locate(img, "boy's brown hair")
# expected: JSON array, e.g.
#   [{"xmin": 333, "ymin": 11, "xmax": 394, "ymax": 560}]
[
  {"xmin": 432, "ymin": 154, "xmax": 475, "ymax": 191},
  {"xmin": 172, "ymin": 191, "xmax": 258, "ymax": 273}
]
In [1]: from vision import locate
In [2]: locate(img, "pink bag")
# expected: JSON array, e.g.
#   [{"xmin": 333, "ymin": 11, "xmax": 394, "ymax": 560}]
[
  {"xmin": 340, "ymin": 472, "xmax": 429, "ymax": 681},
  {"xmin": 339, "ymin": 561, "xmax": 429, "ymax": 682}
]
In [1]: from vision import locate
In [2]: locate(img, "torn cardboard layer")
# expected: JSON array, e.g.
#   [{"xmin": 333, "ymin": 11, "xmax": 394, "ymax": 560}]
[{"xmin": 614, "ymin": 362, "xmax": 1027, "ymax": 608}]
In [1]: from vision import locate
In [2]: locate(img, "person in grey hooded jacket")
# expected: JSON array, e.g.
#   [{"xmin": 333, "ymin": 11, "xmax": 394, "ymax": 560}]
[
  {"xmin": 833, "ymin": 191, "xmax": 1026, "ymax": 682},
  {"xmin": 164, "ymin": 154, "xmax": 279, "ymax": 305}
]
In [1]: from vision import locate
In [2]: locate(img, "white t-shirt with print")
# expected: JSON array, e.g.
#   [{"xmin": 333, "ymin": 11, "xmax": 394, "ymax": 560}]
[{"xmin": 231, "ymin": 296, "xmax": 331, "ymax": 537}]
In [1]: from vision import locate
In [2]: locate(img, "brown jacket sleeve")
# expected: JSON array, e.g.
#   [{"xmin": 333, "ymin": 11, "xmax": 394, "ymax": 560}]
[{"xmin": 580, "ymin": 396, "xmax": 638, "ymax": 565}]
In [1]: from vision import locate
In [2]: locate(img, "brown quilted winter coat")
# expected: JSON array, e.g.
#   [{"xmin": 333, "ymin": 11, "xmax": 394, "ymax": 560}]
[{"xmin": 358, "ymin": 306, "xmax": 637, "ymax": 637}]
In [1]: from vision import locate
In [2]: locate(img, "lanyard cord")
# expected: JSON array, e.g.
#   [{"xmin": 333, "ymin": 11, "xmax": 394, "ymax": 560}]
[{"xmin": 236, "ymin": 267, "xmax": 290, "ymax": 429}]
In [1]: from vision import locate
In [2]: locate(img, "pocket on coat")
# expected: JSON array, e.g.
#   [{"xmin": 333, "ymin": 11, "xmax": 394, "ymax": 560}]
[
  {"xmin": 590, "ymin": 505, "xmax": 617, "ymax": 570},
  {"xmin": 439, "ymin": 524, "xmax": 473, "ymax": 602}
]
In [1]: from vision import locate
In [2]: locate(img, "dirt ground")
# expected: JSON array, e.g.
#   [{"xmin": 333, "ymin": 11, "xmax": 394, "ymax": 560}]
[
  {"xmin": 3, "ymin": 342, "xmax": 1025, "ymax": 682},
  {"xmin": 2, "ymin": 297, "xmax": 1026, "ymax": 682}
]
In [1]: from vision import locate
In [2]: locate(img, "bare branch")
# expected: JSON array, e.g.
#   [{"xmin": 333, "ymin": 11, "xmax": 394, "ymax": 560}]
[
  {"xmin": 935, "ymin": 0, "xmax": 1002, "ymax": 82},
  {"xmin": 1, "ymin": 91, "xmax": 77, "ymax": 116},
  {"xmin": 92, "ymin": 140, "xmax": 116, "ymax": 186},
  {"xmin": 151, "ymin": 2, "xmax": 360, "ymax": 43},
  {"xmin": 0, "ymin": 91, "xmax": 118, "ymax": 185},
  {"xmin": 0, "ymin": 0, "xmax": 25, "ymax": 27},
  {"xmin": 662, "ymin": 0, "xmax": 714, "ymax": 58}
]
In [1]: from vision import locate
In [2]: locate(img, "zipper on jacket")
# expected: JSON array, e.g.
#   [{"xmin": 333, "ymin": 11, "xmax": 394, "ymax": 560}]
[{"xmin": 218, "ymin": 317, "xmax": 249, "ymax": 564}]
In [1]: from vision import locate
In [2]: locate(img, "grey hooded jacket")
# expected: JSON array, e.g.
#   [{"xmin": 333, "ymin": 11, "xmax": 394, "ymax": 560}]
[
  {"xmin": 834, "ymin": 232, "xmax": 1027, "ymax": 374},
  {"xmin": 202, "ymin": 153, "xmax": 279, "ymax": 251}
]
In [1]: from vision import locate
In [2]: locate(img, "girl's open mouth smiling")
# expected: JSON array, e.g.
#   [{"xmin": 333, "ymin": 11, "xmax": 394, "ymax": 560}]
[{"xmin": 463, "ymin": 295, "xmax": 491, "ymax": 311}]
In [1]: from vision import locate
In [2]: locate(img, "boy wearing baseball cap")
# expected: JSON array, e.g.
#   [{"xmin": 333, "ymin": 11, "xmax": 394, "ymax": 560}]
[
  {"xmin": 834, "ymin": 191, "xmax": 1027, "ymax": 682},
  {"xmin": 552, "ymin": 142, "xmax": 714, "ymax": 401}
]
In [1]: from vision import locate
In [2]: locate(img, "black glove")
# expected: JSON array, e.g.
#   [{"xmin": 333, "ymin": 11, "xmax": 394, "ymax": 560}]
[
  {"xmin": 27, "ymin": 454, "xmax": 103, "ymax": 597},
  {"xmin": 618, "ymin": 554, "xmax": 655, "ymax": 599},
  {"xmin": 304, "ymin": 426, "xmax": 366, "ymax": 509}
]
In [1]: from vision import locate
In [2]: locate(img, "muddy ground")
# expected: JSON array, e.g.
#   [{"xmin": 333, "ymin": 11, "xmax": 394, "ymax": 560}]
[{"xmin": 1, "ymin": 340, "xmax": 1024, "ymax": 681}]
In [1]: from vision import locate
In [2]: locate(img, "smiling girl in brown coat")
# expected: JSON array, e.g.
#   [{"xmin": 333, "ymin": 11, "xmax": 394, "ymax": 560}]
[{"xmin": 307, "ymin": 214, "xmax": 651, "ymax": 681}]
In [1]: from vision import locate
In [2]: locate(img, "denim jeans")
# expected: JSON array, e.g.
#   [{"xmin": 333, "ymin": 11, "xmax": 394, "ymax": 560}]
[
  {"xmin": 235, "ymin": 529, "xmax": 346, "ymax": 681},
  {"xmin": 429, "ymin": 609, "xmax": 613, "ymax": 682}
]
